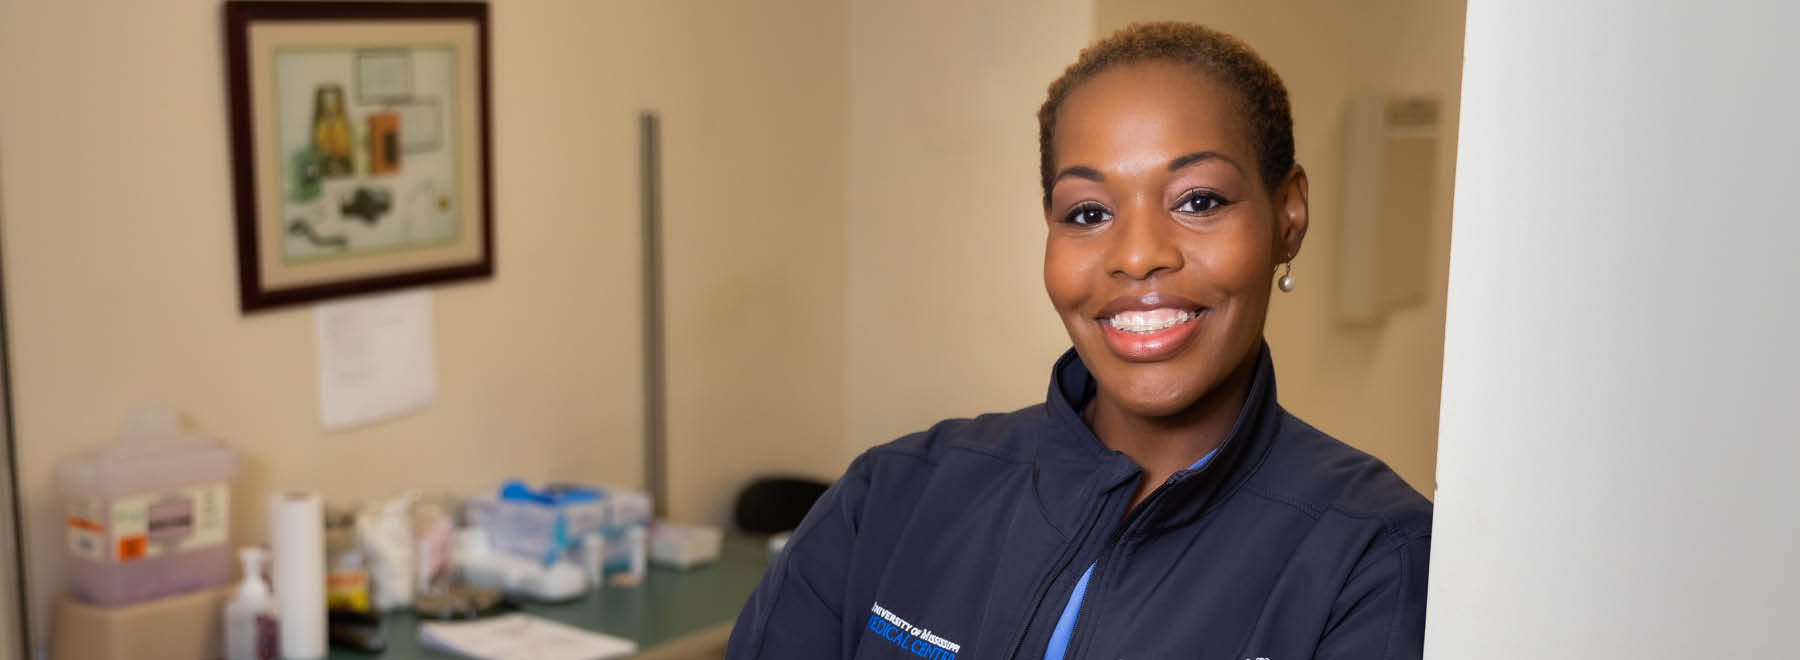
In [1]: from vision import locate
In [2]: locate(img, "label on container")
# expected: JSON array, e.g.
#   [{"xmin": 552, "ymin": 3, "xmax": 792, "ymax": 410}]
[
  {"xmin": 326, "ymin": 569, "xmax": 370, "ymax": 612},
  {"xmin": 66, "ymin": 497, "xmax": 105, "ymax": 562},
  {"xmin": 66, "ymin": 484, "xmax": 230, "ymax": 563}
]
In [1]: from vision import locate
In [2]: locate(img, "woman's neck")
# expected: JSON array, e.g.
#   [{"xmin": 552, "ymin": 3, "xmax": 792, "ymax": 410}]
[{"xmin": 1084, "ymin": 349, "xmax": 1260, "ymax": 511}]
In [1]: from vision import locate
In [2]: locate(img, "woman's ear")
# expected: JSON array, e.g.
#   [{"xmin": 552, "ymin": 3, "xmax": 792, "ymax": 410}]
[{"xmin": 1276, "ymin": 165, "xmax": 1310, "ymax": 262}]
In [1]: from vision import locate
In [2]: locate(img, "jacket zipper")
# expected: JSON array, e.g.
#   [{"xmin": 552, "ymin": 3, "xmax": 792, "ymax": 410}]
[
  {"xmin": 1061, "ymin": 553, "xmax": 1107, "ymax": 660},
  {"xmin": 1061, "ymin": 502, "xmax": 1144, "ymax": 659},
  {"xmin": 1002, "ymin": 481, "xmax": 1118, "ymax": 660},
  {"xmin": 1063, "ymin": 464, "xmax": 1207, "ymax": 660}
]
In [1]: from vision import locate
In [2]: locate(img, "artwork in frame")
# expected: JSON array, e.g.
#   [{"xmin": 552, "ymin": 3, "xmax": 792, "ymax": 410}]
[{"xmin": 224, "ymin": 1, "xmax": 493, "ymax": 311}]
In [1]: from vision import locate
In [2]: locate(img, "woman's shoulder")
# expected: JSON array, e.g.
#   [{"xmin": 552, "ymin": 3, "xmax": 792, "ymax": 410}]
[
  {"xmin": 859, "ymin": 403, "xmax": 1062, "ymax": 469},
  {"xmin": 826, "ymin": 404, "xmax": 1065, "ymax": 526},
  {"xmin": 1242, "ymin": 409, "xmax": 1433, "ymax": 539}
]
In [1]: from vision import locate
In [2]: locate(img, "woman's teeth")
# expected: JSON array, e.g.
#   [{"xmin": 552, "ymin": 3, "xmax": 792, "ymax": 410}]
[{"xmin": 1106, "ymin": 308, "xmax": 1195, "ymax": 334}]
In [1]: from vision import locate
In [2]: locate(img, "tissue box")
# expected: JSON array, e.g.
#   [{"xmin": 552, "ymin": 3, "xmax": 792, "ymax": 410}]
[{"xmin": 650, "ymin": 523, "xmax": 722, "ymax": 569}]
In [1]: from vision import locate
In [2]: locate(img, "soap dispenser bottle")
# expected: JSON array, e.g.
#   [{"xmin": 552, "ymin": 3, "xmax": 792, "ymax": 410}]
[{"xmin": 224, "ymin": 546, "xmax": 279, "ymax": 660}]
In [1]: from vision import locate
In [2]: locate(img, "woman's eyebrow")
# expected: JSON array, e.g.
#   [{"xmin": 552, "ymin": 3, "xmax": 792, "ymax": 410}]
[
  {"xmin": 1167, "ymin": 151, "xmax": 1244, "ymax": 174},
  {"xmin": 1054, "ymin": 152, "xmax": 1242, "ymax": 185},
  {"xmin": 1053, "ymin": 165, "xmax": 1105, "ymax": 183}
]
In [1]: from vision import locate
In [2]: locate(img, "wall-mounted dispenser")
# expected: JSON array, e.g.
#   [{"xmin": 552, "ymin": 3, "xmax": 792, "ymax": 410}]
[{"xmin": 1336, "ymin": 95, "xmax": 1440, "ymax": 324}]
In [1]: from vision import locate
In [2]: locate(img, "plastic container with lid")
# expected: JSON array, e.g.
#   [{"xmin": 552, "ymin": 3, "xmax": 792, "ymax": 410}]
[{"xmin": 57, "ymin": 405, "xmax": 239, "ymax": 607}]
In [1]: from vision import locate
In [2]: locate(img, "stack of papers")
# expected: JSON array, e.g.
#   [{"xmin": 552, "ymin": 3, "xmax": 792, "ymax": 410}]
[{"xmin": 420, "ymin": 613, "xmax": 638, "ymax": 660}]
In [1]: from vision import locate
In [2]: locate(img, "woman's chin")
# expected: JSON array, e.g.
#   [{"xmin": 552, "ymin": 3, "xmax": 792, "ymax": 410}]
[{"xmin": 1102, "ymin": 377, "xmax": 1210, "ymax": 420}]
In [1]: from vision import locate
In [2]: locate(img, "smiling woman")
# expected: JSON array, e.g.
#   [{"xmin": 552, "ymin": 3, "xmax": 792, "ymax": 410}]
[
  {"xmin": 1040, "ymin": 55, "xmax": 1308, "ymax": 508},
  {"xmin": 728, "ymin": 22, "xmax": 1430, "ymax": 660}
]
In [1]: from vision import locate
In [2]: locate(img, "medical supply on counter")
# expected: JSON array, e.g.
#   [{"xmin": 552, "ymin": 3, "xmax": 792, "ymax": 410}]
[
  {"xmin": 602, "ymin": 490, "xmax": 653, "ymax": 571},
  {"xmin": 469, "ymin": 481, "xmax": 608, "ymax": 565},
  {"xmin": 522, "ymin": 561, "xmax": 589, "ymax": 602},
  {"xmin": 358, "ymin": 493, "xmax": 417, "ymax": 610},
  {"xmin": 457, "ymin": 521, "xmax": 590, "ymax": 604},
  {"xmin": 458, "ymin": 535, "xmax": 589, "ymax": 602},
  {"xmin": 326, "ymin": 551, "xmax": 370, "ymax": 613},
  {"xmin": 51, "ymin": 586, "xmax": 230, "ymax": 660},
  {"xmin": 414, "ymin": 585, "xmax": 510, "ymax": 620},
  {"xmin": 579, "ymin": 533, "xmax": 606, "ymax": 588},
  {"xmin": 649, "ymin": 522, "xmax": 723, "ymax": 570},
  {"xmin": 271, "ymin": 491, "xmax": 328, "ymax": 659},
  {"xmin": 413, "ymin": 494, "xmax": 457, "ymax": 593},
  {"xmin": 224, "ymin": 547, "xmax": 279, "ymax": 660},
  {"xmin": 57, "ymin": 404, "xmax": 239, "ymax": 606},
  {"xmin": 629, "ymin": 525, "xmax": 647, "ymax": 576},
  {"xmin": 609, "ymin": 525, "xmax": 648, "ymax": 588},
  {"xmin": 325, "ymin": 507, "xmax": 371, "ymax": 612},
  {"xmin": 453, "ymin": 525, "xmax": 492, "ymax": 561}
]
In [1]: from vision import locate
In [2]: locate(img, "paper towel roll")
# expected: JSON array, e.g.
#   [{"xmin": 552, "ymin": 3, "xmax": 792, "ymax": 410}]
[{"xmin": 269, "ymin": 491, "xmax": 326, "ymax": 659}]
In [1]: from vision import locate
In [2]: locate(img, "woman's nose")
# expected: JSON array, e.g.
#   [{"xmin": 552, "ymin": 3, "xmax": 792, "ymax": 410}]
[{"xmin": 1105, "ymin": 207, "xmax": 1183, "ymax": 280}]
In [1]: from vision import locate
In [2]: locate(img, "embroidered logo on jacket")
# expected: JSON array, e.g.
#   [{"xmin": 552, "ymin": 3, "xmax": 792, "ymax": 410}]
[{"xmin": 867, "ymin": 602, "xmax": 961, "ymax": 660}]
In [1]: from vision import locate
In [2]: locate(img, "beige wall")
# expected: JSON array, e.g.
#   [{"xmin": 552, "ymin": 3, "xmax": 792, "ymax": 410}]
[
  {"xmin": 845, "ymin": 0, "xmax": 1094, "ymax": 451},
  {"xmin": 1095, "ymin": 0, "xmax": 1466, "ymax": 491},
  {"xmin": 0, "ymin": 0, "xmax": 847, "ymax": 653},
  {"xmin": 645, "ymin": 2, "xmax": 850, "ymax": 526}
]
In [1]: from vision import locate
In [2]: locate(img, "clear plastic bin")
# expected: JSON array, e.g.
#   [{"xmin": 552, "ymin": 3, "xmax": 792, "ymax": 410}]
[
  {"xmin": 464, "ymin": 482, "xmax": 652, "ymax": 566},
  {"xmin": 465, "ymin": 494, "xmax": 608, "ymax": 564},
  {"xmin": 57, "ymin": 406, "xmax": 239, "ymax": 607}
]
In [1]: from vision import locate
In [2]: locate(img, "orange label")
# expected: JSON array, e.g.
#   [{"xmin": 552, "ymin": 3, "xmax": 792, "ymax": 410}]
[
  {"xmin": 67, "ymin": 516, "xmax": 103, "ymax": 533},
  {"xmin": 117, "ymin": 535, "xmax": 147, "ymax": 561}
]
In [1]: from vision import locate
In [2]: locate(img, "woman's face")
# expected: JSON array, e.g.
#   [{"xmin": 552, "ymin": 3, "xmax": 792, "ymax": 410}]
[{"xmin": 1044, "ymin": 61, "xmax": 1307, "ymax": 418}]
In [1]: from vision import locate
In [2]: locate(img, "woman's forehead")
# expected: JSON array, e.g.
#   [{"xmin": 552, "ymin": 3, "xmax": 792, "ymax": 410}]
[{"xmin": 1051, "ymin": 62, "xmax": 1256, "ymax": 175}]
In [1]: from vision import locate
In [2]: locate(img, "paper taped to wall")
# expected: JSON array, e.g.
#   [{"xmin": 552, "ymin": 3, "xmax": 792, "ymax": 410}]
[{"xmin": 314, "ymin": 288, "xmax": 438, "ymax": 430}]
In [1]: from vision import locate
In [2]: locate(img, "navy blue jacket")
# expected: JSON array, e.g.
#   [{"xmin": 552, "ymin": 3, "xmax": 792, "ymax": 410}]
[{"xmin": 727, "ymin": 346, "xmax": 1432, "ymax": 659}]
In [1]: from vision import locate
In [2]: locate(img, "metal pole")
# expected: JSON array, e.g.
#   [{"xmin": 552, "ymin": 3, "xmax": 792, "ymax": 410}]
[{"xmin": 639, "ymin": 113, "xmax": 667, "ymax": 518}]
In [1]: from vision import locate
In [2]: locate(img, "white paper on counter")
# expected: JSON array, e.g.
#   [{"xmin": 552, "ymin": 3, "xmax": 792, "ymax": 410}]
[
  {"xmin": 314, "ymin": 288, "xmax": 437, "ymax": 430},
  {"xmin": 420, "ymin": 613, "xmax": 638, "ymax": 660}
]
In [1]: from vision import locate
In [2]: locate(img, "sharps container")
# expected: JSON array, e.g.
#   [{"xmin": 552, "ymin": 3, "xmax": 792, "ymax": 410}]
[{"xmin": 56, "ymin": 405, "xmax": 239, "ymax": 606}]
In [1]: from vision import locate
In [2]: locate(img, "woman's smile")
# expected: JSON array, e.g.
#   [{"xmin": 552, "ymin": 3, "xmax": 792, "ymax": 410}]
[{"xmin": 1095, "ymin": 293, "xmax": 1207, "ymax": 362}]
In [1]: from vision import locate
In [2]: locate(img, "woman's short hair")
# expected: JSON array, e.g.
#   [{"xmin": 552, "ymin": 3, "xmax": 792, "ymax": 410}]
[{"xmin": 1038, "ymin": 22, "xmax": 1295, "ymax": 205}]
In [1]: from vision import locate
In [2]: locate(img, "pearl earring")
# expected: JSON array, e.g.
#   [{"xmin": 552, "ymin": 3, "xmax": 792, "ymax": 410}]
[{"xmin": 1277, "ymin": 260, "xmax": 1295, "ymax": 293}]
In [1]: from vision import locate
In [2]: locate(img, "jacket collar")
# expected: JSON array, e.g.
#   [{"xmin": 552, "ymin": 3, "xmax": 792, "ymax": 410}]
[{"xmin": 1037, "ymin": 342, "xmax": 1283, "ymax": 535}]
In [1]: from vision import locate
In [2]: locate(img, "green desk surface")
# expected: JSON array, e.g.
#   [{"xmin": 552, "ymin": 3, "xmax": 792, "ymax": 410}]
[{"xmin": 327, "ymin": 535, "xmax": 769, "ymax": 659}]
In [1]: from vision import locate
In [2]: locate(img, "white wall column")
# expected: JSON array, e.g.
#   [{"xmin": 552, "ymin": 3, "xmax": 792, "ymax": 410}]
[{"xmin": 1427, "ymin": 1, "xmax": 1800, "ymax": 657}]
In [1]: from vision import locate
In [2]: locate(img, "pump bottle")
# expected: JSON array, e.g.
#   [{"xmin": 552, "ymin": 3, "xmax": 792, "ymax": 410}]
[{"xmin": 224, "ymin": 546, "xmax": 279, "ymax": 660}]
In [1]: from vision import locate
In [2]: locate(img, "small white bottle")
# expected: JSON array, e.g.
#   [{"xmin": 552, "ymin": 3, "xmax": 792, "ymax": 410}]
[
  {"xmin": 626, "ymin": 525, "xmax": 648, "ymax": 582},
  {"xmin": 224, "ymin": 546, "xmax": 279, "ymax": 660},
  {"xmin": 579, "ymin": 533, "xmax": 606, "ymax": 590}
]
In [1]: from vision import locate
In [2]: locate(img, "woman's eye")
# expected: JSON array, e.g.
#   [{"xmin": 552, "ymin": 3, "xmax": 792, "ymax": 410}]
[
  {"xmin": 1175, "ymin": 191, "xmax": 1229, "ymax": 214},
  {"xmin": 1064, "ymin": 204, "xmax": 1113, "ymax": 226}
]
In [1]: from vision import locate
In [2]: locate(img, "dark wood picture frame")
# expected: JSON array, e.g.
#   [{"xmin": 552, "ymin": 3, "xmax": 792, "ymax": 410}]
[{"xmin": 224, "ymin": 1, "xmax": 493, "ymax": 312}]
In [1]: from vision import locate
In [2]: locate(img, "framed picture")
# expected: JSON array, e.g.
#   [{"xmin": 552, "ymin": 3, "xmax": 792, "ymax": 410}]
[{"xmin": 224, "ymin": 1, "xmax": 493, "ymax": 311}]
